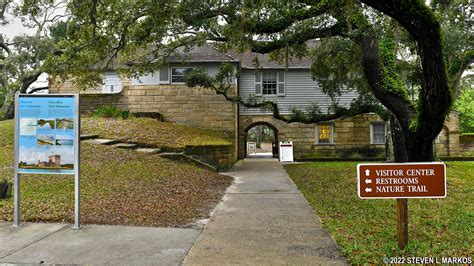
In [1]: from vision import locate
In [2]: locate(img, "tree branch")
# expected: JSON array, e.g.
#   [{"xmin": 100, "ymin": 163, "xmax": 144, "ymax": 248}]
[
  {"xmin": 249, "ymin": 21, "xmax": 346, "ymax": 53},
  {"xmin": 0, "ymin": 41, "xmax": 11, "ymax": 55},
  {"xmin": 244, "ymin": 4, "xmax": 330, "ymax": 34},
  {"xmin": 450, "ymin": 49, "xmax": 474, "ymax": 91},
  {"xmin": 19, "ymin": 72, "xmax": 43, "ymax": 93},
  {"xmin": 355, "ymin": 33, "xmax": 416, "ymax": 131},
  {"xmin": 361, "ymin": 0, "xmax": 451, "ymax": 141}
]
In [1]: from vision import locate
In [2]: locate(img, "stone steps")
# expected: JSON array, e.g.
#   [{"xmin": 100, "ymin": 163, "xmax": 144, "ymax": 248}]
[
  {"xmin": 114, "ymin": 143, "xmax": 138, "ymax": 149},
  {"xmin": 135, "ymin": 148, "xmax": 161, "ymax": 154},
  {"xmin": 87, "ymin": 139, "xmax": 122, "ymax": 145},
  {"xmin": 80, "ymin": 134, "xmax": 99, "ymax": 140},
  {"xmin": 80, "ymin": 134, "xmax": 217, "ymax": 171}
]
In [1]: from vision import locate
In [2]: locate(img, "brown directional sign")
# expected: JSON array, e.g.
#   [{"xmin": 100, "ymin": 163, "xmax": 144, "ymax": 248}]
[{"xmin": 357, "ymin": 162, "xmax": 446, "ymax": 199}]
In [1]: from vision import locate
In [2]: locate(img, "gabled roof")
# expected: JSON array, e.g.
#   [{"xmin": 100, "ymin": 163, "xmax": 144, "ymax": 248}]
[
  {"xmin": 126, "ymin": 42, "xmax": 317, "ymax": 69},
  {"xmin": 166, "ymin": 44, "xmax": 238, "ymax": 63},
  {"xmin": 168, "ymin": 41, "xmax": 317, "ymax": 69},
  {"xmin": 227, "ymin": 50, "xmax": 313, "ymax": 69}
]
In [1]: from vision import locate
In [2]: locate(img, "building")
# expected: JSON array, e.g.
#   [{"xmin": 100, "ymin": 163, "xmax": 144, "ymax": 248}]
[
  {"xmin": 49, "ymin": 44, "xmax": 466, "ymax": 163},
  {"xmin": 38, "ymin": 155, "xmax": 61, "ymax": 168}
]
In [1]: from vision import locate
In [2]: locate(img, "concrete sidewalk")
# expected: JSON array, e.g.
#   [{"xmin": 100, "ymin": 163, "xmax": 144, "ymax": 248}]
[
  {"xmin": 0, "ymin": 223, "xmax": 200, "ymax": 265},
  {"xmin": 183, "ymin": 158, "xmax": 347, "ymax": 265},
  {"xmin": 0, "ymin": 159, "xmax": 346, "ymax": 265}
]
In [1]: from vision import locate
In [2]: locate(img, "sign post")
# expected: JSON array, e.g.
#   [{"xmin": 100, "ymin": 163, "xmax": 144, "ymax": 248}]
[
  {"xmin": 397, "ymin": 198, "xmax": 408, "ymax": 249},
  {"xmin": 357, "ymin": 162, "xmax": 446, "ymax": 249},
  {"xmin": 14, "ymin": 93, "xmax": 81, "ymax": 229}
]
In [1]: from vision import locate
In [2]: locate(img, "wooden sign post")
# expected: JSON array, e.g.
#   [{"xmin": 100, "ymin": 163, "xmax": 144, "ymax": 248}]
[{"xmin": 357, "ymin": 162, "xmax": 446, "ymax": 249}]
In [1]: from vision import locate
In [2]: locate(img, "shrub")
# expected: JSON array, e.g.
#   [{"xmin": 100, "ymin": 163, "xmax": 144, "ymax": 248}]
[
  {"xmin": 92, "ymin": 105, "xmax": 130, "ymax": 119},
  {"xmin": 289, "ymin": 107, "xmax": 307, "ymax": 122},
  {"xmin": 306, "ymin": 103, "xmax": 323, "ymax": 121}
]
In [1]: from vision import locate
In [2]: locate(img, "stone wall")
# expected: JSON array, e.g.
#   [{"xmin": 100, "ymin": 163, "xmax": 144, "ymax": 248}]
[
  {"xmin": 239, "ymin": 112, "xmax": 464, "ymax": 160},
  {"xmin": 185, "ymin": 144, "xmax": 236, "ymax": 171},
  {"xmin": 50, "ymin": 78, "xmax": 240, "ymax": 163},
  {"xmin": 50, "ymin": 79, "xmax": 238, "ymax": 135},
  {"xmin": 435, "ymin": 112, "xmax": 461, "ymax": 156},
  {"xmin": 459, "ymin": 135, "xmax": 474, "ymax": 156},
  {"xmin": 239, "ymin": 113, "xmax": 386, "ymax": 160}
]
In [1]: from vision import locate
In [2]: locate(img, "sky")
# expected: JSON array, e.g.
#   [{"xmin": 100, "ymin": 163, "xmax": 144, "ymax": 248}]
[
  {"xmin": 0, "ymin": 14, "xmax": 36, "ymax": 39},
  {"xmin": 1, "ymin": 12, "xmax": 51, "ymax": 92}
]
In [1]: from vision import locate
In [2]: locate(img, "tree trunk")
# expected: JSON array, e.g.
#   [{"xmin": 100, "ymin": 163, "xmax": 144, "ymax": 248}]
[
  {"xmin": 0, "ymin": 72, "xmax": 44, "ymax": 120},
  {"xmin": 356, "ymin": 31, "xmax": 438, "ymax": 164},
  {"xmin": 406, "ymin": 136, "xmax": 434, "ymax": 162},
  {"xmin": 390, "ymin": 115, "xmax": 408, "ymax": 162},
  {"xmin": 0, "ymin": 89, "xmax": 15, "ymax": 120}
]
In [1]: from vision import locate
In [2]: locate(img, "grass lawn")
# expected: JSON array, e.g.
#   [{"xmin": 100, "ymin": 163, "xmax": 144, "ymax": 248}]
[
  {"xmin": 285, "ymin": 161, "xmax": 473, "ymax": 264},
  {"xmin": 81, "ymin": 117, "xmax": 232, "ymax": 149},
  {"xmin": 0, "ymin": 119, "xmax": 232, "ymax": 227}
]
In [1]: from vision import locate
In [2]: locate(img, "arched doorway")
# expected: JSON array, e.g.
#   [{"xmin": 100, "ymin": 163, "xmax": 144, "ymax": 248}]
[{"xmin": 244, "ymin": 122, "xmax": 279, "ymax": 158}]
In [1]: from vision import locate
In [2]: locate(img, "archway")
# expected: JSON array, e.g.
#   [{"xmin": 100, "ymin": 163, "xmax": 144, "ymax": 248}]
[{"xmin": 244, "ymin": 122, "xmax": 279, "ymax": 158}]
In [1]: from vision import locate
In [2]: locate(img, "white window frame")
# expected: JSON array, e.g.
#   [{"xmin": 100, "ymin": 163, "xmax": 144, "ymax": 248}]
[
  {"xmin": 102, "ymin": 74, "xmax": 122, "ymax": 94},
  {"xmin": 370, "ymin": 122, "xmax": 387, "ymax": 144},
  {"xmin": 315, "ymin": 123, "xmax": 334, "ymax": 145},
  {"xmin": 171, "ymin": 67, "xmax": 194, "ymax": 84},
  {"xmin": 262, "ymin": 72, "xmax": 278, "ymax": 95},
  {"xmin": 255, "ymin": 71, "xmax": 286, "ymax": 96}
]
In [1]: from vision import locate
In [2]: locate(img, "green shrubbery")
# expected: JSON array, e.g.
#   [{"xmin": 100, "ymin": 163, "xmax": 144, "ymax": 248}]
[
  {"xmin": 287, "ymin": 97, "xmax": 389, "ymax": 123},
  {"xmin": 454, "ymin": 88, "xmax": 474, "ymax": 134},
  {"xmin": 92, "ymin": 105, "xmax": 130, "ymax": 119},
  {"xmin": 0, "ymin": 88, "xmax": 5, "ymax": 110}
]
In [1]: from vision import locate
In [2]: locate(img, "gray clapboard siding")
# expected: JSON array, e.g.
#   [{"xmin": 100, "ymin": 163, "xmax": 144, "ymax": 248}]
[{"xmin": 239, "ymin": 70, "xmax": 358, "ymax": 115}]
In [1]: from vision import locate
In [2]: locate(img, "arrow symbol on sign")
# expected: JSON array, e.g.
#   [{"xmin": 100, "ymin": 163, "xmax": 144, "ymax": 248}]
[
  {"xmin": 365, "ymin": 169, "xmax": 370, "ymax": 176},
  {"xmin": 365, "ymin": 179, "xmax": 372, "ymax": 184},
  {"xmin": 365, "ymin": 188, "xmax": 372, "ymax": 193}
]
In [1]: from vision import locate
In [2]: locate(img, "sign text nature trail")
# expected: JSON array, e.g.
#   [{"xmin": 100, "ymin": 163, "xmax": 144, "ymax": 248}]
[{"xmin": 357, "ymin": 162, "xmax": 446, "ymax": 199}]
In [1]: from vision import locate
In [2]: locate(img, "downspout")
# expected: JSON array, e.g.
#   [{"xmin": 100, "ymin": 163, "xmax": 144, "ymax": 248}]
[{"xmin": 236, "ymin": 61, "xmax": 241, "ymax": 160}]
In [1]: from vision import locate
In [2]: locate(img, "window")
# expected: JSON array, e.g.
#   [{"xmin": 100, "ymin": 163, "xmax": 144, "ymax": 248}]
[
  {"xmin": 262, "ymin": 72, "xmax": 277, "ymax": 95},
  {"xmin": 255, "ymin": 71, "xmax": 285, "ymax": 96},
  {"xmin": 171, "ymin": 67, "xmax": 193, "ymax": 83},
  {"xmin": 131, "ymin": 71, "xmax": 160, "ymax": 85},
  {"xmin": 370, "ymin": 123, "xmax": 386, "ymax": 144},
  {"xmin": 102, "ymin": 74, "xmax": 122, "ymax": 94},
  {"xmin": 316, "ymin": 124, "xmax": 333, "ymax": 144}
]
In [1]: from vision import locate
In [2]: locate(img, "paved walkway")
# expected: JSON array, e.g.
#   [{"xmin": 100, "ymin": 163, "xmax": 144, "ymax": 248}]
[
  {"xmin": 0, "ymin": 158, "xmax": 346, "ymax": 265},
  {"xmin": 183, "ymin": 158, "xmax": 347, "ymax": 265},
  {"xmin": 0, "ymin": 223, "xmax": 199, "ymax": 265}
]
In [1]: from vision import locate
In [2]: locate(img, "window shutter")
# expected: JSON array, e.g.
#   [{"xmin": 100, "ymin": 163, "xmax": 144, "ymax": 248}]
[
  {"xmin": 277, "ymin": 71, "xmax": 285, "ymax": 96},
  {"xmin": 255, "ymin": 71, "xmax": 262, "ymax": 95},
  {"xmin": 159, "ymin": 66, "xmax": 169, "ymax": 84}
]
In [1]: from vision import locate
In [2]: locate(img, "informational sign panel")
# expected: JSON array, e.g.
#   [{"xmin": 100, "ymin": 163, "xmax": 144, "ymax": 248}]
[
  {"xmin": 16, "ymin": 95, "xmax": 77, "ymax": 174},
  {"xmin": 279, "ymin": 141, "xmax": 294, "ymax": 162},
  {"xmin": 357, "ymin": 162, "xmax": 446, "ymax": 199},
  {"xmin": 14, "ymin": 93, "xmax": 80, "ymax": 229},
  {"xmin": 247, "ymin": 142, "xmax": 257, "ymax": 155}
]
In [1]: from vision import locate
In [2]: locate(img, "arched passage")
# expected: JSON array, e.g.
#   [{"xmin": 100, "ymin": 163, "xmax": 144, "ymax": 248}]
[
  {"xmin": 243, "ymin": 122, "xmax": 279, "ymax": 158},
  {"xmin": 435, "ymin": 125, "xmax": 451, "ymax": 156}
]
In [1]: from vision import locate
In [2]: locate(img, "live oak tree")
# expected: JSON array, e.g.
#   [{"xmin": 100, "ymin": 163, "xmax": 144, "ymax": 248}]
[
  {"xmin": 178, "ymin": 0, "xmax": 473, "ymax": 162},
  {"xmin": 0, "ymin": 0, "xmax": 67, "ymax": 120},
  {"xmin": 54, "ymin": 0, "xmax": 472, "ymax": 163}
]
